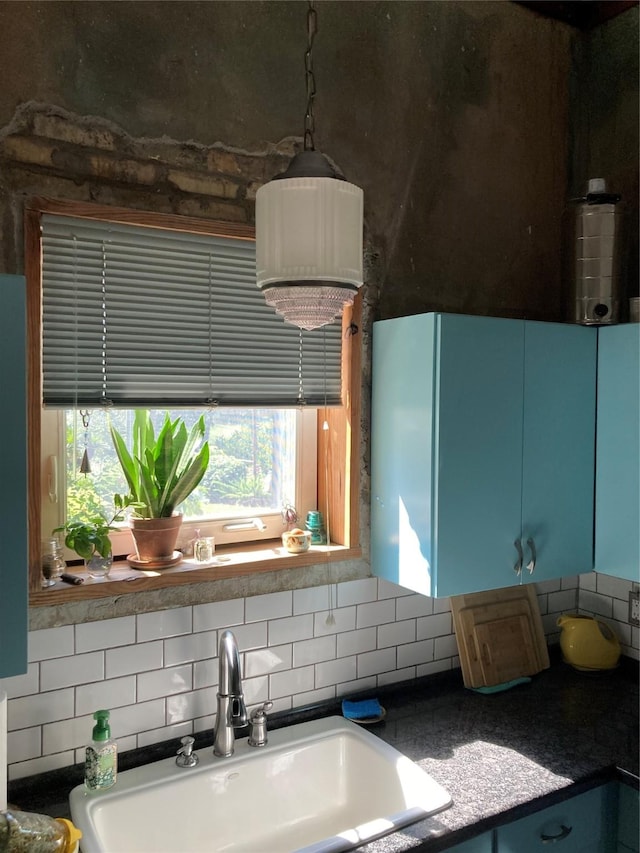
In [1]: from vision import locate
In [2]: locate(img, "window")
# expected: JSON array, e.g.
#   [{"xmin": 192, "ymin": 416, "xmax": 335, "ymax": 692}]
[{"xmin": 26, "ymin": 199, "xmax": 361, "ymax": 599}]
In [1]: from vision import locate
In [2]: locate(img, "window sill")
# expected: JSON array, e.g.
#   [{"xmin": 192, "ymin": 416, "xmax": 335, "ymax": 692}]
[{"xmin": 29, "ymin": 541, "xmax": 363, "ymax": 607}]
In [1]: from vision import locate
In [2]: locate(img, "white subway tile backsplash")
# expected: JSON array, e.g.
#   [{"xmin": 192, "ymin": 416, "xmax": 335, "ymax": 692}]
[
  {"xmin": 378, "ymin": 666, "xmax": 416, "ymax": 687},
  {"xmin": 138, "ymin": 720, "xmax": 193, "ymax": 749},
  {"xmin": 314, "ymin": 606, "xmax": 356, "ymax": 636},
  {"xmin": 293, "ymin": 584, "xmax": 332, "ymax": 615},
  {"xmin": 357, "ymin": 647, "xmax": 396, "ymax": 679},
  {"xmin": 434, "ymin": 634, "xmax": 459, "ymax": 660},
  {"xmin": 579, "ymin": 590, "xmax": 614, "ymax": 618},
  {"xmin": 11, "ymin": 572, "xmax": 636, "ymax": 785},
  {"xmin": 137, "ymin": 665, "xmax": 192, "ymax": 702},
  {"xmin": 377, "ymin": 578, "xmax": 413, "ymax": 600},
  {"xmin": 164, "ymin": 632, "xmax": 216, "ymax": 667},
  {"xmin": 356, "ymin": 598, "xmax": 395, "ymax": 629},
  {"xmin": 0, "ymin": 663, "xmax": 39, "ymax": 698},
  {"xmin": 268, "ymin": 614, "xmax": 314, "ymax": 646},
  {"xmin": 315, "ymin": 656, "xmax": 356, "ymax": 690},
  {"xmin": 75, "ymin": 616, "xmax": 135, "ymax": 652},
  {"xmin": 397, "ymin": 639, "xmax": 434, "ymax": 668},
  {"xmin": 8, "ymin": 689, "xmax": 74, "ymax": 730},
  {"xmin": 245, "ymin": 591, "xmax": 292, "ymax": 623},
  {"xmin": 41, "ymin": 651, "xmax": 104, "ymax": 692},
  {"xmin": 396, "ymin": 594, "xmax": 433, "ymax": 620},
  {"xmin": 336, "ymin": 627, "xmax": 377, "ymax": 658},
  {"xmin": 28, "ymin": 626, "xmax": 74, "ymax": 662},
  {"xmin": 7, "ymin": 726, "xmax": 41, "ymax": 764},
  {"xmin": 9, "ymin": 750, "xmax": 75, "ymax": 781},
  {"xmin": 337, "ymin": 578, "xmax": 378, "ymax": 607},
  {"xmin": 270, "ymin": 665, "xmax": 315, "ymax": 699},
  {"xmin": 377, "ymin": 619, "xmax": 416, "ymax": 649},
  {"xmin": 193, "ymin": 598, "xmax": 244, "ymax": 632},
  {"xmin": 292, "ymin": 635, "xmax": 336, "ymax": 668},
  {"xmin": 596, "ymin": 573, "xmax": 633, "ymax": 601},
  {"xmin": 75, "ymin": 675, "xmax": 136, "ymax": 716},
  {"xmin": 137, "ymin": 607, "xmax": 193, "ymax": 642},
  {"xmin": 416, "ymin": 612, "xmax": 452, "ymax": 640},
  {"xmin": 244, "ymin": 645, "xmax": 292, "ymax": 678}
]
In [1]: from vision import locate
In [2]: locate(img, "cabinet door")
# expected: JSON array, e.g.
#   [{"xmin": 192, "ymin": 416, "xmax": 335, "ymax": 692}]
[
  {"xmin": 0, "ymin": 274, "xmax": 28, "ymax": 678},
  {"xmin": 497, "ymin": 786, "xmax": 616, "ymax": 853},
  {"xmin": 521, "ymin": 321, "xmax": 596, "ymax": 582},
  {"xmin": 447, "ymin": 831, "xmax": 493, "ymax": 852},
  {"xmin": 371, "ymin": 313, "xmax": 523, "ymax": 597},
  {"xmin": 617, "ymin": 781, "xmax": 639, "ymax": 853},
  {"xmin": 595, "ymin": 324, "xmax": 640, "ymax": 580}
]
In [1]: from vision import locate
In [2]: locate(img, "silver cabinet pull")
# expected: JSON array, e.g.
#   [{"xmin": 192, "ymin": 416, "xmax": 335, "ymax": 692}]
[
  {"xmin": 526, "ymin": 537, "xmax": 537, "ymax": 574},
  {"xmin": 540, "ymin": 824, "xmax": 572, "ymax": 843},
  {"xmin": 514, "ymin": 539, "xmax": 523, "ymax": 575}
]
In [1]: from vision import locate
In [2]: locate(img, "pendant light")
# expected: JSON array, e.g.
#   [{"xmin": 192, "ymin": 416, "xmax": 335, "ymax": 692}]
[{"xmin": 256, "ymin": 2, "xmax": 364, "ymax": 331}]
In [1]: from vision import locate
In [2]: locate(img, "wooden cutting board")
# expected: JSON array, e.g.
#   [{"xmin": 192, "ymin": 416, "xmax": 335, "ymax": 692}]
[{"xmin": 451, "ymin": 585, "xmax": 550, "ymax": 688}]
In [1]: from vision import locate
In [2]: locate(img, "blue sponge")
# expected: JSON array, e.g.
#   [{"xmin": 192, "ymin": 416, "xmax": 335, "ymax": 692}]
[{"xmin": 342, "ymin": 698, "xmax": 383, "ymax": 720}]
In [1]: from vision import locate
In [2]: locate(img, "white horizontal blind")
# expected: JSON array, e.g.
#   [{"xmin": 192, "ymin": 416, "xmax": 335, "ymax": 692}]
[{"xmin": 41, "ymin": 215, "xmax": 343, "ymax": 407}]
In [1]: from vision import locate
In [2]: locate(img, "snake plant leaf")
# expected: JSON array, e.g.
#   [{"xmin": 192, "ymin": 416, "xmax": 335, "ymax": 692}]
[{"xmin": 162, "ymin": 443, "xmax": 210, "ymax": 515}]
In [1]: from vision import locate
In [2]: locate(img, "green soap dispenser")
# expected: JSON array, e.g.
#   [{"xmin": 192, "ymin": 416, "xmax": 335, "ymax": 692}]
[{"xmin": 84, "ymin": 709, "xmax": 117, "ymax": 791}]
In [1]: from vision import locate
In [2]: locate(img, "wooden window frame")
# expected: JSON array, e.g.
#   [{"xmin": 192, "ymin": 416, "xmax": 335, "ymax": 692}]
[{"xmin": 25, "ymin": 198, "xmax": 361, "ymax": 605}]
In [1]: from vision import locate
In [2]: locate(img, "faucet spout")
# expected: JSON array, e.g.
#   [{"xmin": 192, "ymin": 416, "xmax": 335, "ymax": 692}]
[{"xmin": 214, "ymin": 630, "xmax": 247, "ymax": 757}]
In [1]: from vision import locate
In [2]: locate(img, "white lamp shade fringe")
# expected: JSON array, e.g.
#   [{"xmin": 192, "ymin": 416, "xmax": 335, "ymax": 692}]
[{"xmin": 256, "ymin": 175, "xmax": 364, "ymax": 330}]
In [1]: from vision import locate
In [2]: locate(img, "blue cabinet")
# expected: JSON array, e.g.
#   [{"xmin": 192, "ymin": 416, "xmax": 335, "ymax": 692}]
[
  {"xmin": 371, "ymin": 313, "xmax": 596, "ymax": 597},
  {"xmin": 0, "ymin": 274, "xmax": 28, "ymax": 679},
  {"xmin": 496, "ymin": 785, "xmax": 617, "ymax": 853},
  {"xmin": 617, "ymin": 781, "xmax": 639, "ymax": 853},
  {"xmin": 447, "ymin": 831, "xmax": 493, "ymax": 851},
  {"xmin": 595, "ymin": 324, "xmax": 640, "ymax": 581}
]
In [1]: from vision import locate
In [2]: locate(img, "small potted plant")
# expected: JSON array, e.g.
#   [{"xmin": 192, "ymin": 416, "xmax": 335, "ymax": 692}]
[
  {"xmin": 110, "ymin": 410, "xmax": 210, "ymax": 565},
  {"xmin": 53, "ymin": 497, "xmax": 131, "ymax": 579}
]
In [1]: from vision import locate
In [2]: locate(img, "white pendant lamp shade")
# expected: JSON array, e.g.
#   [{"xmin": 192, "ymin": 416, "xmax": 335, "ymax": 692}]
[{"xmin": 256, "ymin": 163, "xmax": 364, "ymax": 330}]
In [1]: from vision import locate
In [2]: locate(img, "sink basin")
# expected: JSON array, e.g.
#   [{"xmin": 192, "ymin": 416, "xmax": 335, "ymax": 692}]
[{"xmin": 70, "ymin": 715, "xmax": 451, "ymax": 853}]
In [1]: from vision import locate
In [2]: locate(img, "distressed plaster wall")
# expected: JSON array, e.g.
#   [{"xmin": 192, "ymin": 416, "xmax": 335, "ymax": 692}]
[{"xmin": 0, "ymin": 0, "xmax": 578, "ymax": 322}]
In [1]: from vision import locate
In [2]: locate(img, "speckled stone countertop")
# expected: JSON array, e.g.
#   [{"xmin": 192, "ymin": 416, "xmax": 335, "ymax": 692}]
[
  {"xmin": 8, "ymin": 651, "xmax": 638, "ymax": 852},
  {"xmin": 356, "ymin": 654, "xmax": 638, "ymax": 852}
]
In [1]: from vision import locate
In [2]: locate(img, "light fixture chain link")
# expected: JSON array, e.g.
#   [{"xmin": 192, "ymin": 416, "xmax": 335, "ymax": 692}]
[{"xmin": 304, "ymin": 1, "xmax": 317, "ymax": 150}]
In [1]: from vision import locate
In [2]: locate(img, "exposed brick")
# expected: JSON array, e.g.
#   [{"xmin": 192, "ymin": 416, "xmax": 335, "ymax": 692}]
[
  {"xmin": 206, "ymin": 149, "xmax": 246, "ymax": 178},
  {"xmin": 33, "ymin": 114, "xmax": 118, "ymax": 151},
  {"xmin": 245, "ymin": 181, "xmax": 263, "ymax": 202},
  {"xmin": 175, "ymin": 198, "xmax": 247, "ymax": 222},
  {"xmin": 1, "ymin": 136, "xmax": 55, "ymax": 168},
  {"xmin": 88, "ymin": 153, "xmax": 159, "ymax": 186},
  {"xmin": 167, "ymin": 169, "xmax": 239, "ymax": 199}
]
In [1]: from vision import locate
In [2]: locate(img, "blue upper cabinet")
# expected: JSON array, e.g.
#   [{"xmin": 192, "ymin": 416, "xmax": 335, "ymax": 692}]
[
  {"xmin": 595, "ymin": 324, "xmax": 640, "ymax": 581},
  {"xmin": 0, "ymin": 274, "xmax": 28, "ymax": 679},
  {"xmin": 371, "ymin": 313, "xmax": 596, "ymax": 598}
]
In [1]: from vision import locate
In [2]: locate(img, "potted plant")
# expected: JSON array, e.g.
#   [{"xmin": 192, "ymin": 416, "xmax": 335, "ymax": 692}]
[
  {"xmin": 53, "ymin": 497, "xmax": 131, "ymax": 579},
  {"xmin": 110, "ymin": 410, "xmax": 210, "ymax": 564}
]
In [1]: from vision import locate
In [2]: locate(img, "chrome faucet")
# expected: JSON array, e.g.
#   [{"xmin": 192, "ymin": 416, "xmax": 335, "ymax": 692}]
[{"xmin": 213, "ymin": 630, "xmax": 248, "ymax": 757}]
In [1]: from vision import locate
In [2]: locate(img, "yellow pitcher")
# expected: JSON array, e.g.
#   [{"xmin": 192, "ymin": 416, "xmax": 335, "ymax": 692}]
[{"xmin": 557, "ymin": 614, "xmax": 621, "ymax": 671}]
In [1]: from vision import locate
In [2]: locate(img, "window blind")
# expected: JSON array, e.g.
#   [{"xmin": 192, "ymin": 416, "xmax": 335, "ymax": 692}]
[{"xmin": 41, "ymin": 214, "xmax": 343, "ymax": 408}]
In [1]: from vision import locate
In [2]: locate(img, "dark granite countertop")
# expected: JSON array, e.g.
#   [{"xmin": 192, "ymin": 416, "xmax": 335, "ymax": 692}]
[{"xmin": 9, "ymin": 651, "xmax": 638, "ymax": 852}]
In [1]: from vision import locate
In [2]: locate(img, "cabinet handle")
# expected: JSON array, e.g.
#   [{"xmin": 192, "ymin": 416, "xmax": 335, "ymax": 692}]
[
  {"xmin": 526, "ymin": 537, "xmax": 537, "ymax": 574},
  {"xmin": 513, "ymin": 539, "xmax": 523, "ymax": 575},
  {"xmin": 540, "ymin": 824, "xmax": 572, "ymax": 843}
]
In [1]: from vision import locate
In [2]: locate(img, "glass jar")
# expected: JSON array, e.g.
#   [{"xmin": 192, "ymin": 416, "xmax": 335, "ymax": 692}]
[{"xmin": 42, "ymin": 537, "xmax": 66, "ymax": 585}]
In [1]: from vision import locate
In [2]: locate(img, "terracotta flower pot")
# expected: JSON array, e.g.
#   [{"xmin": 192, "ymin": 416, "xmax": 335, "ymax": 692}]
[{"xmin": 130, "ymin": 514, "xmax": 183, "ymax": 562}]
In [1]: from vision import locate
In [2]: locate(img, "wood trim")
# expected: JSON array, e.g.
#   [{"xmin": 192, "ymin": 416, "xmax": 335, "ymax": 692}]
[
  {"xmin": 26, "ymin": 197, "xmax": 360, "ymax": 602},
  {"xmin": 24, "ymin": 207, "xmax": 43, "ymax": 593},
  {"xmin": 29, "ymin": 544, "xmax": 362, "ymax": 606},
  {"xmin": 25, "ymin": 197, "xmax": 256, "ymax": 241},
  {"xmin": 317, "ymin": 291, "xmax": 362, "ymax": 548}
]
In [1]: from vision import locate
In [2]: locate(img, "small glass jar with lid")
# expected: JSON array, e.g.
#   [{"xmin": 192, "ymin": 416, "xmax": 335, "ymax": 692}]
[{"xmin": 42, "ymin": 537, "xmax": 66, "ymax": 586}]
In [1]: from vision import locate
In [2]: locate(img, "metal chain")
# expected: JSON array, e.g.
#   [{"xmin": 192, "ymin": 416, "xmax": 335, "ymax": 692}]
[{"xmin": 304, "ymin": 1, "xmax": 317, "ymax": 151}]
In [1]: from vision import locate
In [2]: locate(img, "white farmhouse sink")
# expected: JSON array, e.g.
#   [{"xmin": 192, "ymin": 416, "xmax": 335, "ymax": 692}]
[{"xmin": 70, "ymin": 715, "xmax": 451, "ymax": 853}]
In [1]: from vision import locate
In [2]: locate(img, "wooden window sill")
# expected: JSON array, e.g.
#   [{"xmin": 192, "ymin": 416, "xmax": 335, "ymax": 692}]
[{"xmin": 30, "ymin": 541, "xmax": 362, "ymax": 606}]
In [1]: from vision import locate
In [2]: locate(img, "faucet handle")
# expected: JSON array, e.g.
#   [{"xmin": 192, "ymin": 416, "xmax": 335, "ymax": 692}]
[
  {"xmin": 249, "ymin": 701, "xmax": 273, "ymax": 721},
  {"xmin": 248, "ymin": 701, "xmax": 273, "ymax": 748},
  {"xmin": 176, "ymin": 735, "xmax": 199, "ymax": 767}
]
